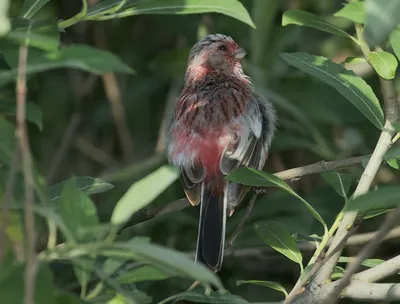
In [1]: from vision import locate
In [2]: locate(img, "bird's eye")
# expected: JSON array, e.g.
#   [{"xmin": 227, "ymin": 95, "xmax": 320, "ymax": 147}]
[{"xmin": 218, "ymin": 45, "xmax": 228, "ymax": 52}]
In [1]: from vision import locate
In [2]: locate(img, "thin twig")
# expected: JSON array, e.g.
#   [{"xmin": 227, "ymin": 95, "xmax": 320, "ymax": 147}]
[
  {"xmin": 16, "ymin": 44, "xmax": 36, "ymax": 304},
  {"xmin": 330, "ymin": 208, "xmax": 400, "ymax": 302},
  {"xmin": 94, "ymin": 24, "xmax": 134, "ymax": 163},
  {"xmin": 120, "ymin": 155, "xmax": 369, "ymax": 232},
  {"xmin": 74, "ymin": 135, "xmax": 119, "ymax": 167}
]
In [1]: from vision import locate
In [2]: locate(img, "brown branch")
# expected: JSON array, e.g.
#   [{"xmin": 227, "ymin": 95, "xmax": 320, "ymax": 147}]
[
  {"xmin": 119, "ymin": 155, "xmax": 368, "ymax": 233},
  {"xmin": 16, "ymin": 44, "xmax": 36, "ymax": 304},
  {"xmin": 94, "ymin": 24, "xmax": 134, "ymax": 163}
]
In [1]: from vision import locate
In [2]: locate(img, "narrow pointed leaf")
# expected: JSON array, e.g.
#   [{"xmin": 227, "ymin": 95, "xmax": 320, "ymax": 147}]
[
  {"xmin": 280, "ymin": 52, "xmax": 384, "ymax": 129},
  {"xmin": 255, "ymin": 221, "xmax": 302, "ymax": 266},
  {"xmin": 237, "ymin": 280, "xmax": 288, "ymax": 297},
  {"xmin": 282, "ymin": 10, "xmax": 357, "ymax": 43},
  {"xmin": 364, "ymin": 0, "xmax": 400, "ymax": 47},
  {"xmin": 334, "ymin": 2, "xmax": 365, "ymax": 24},
  {"xmin": 339, "ymin": 257, "xmax": 384, "ymax": 268},
  {"xmin": 117, "ymin": 265, "xmax": 170, "ymax": 284},
  {"xmin": 390, "ymin": 27, "xmax": 400, "ymax": 61},
  {"xmin": 159, "ymin": 291, "xmax": 250, "ymax": 304},
  {"xmin": 369, "ymin": 51, "xmax": 398, "ymax": 80},
  {"xmin": 320, "ymin": 171, "xmax": 352, "ymax": 198},
  {"xmin": 228, "ymin": 167, "xmax": 327, "ymax": 232},
  {"xmin": 345, "ymin": 186, "xmax": 400, "ymax": 212},
  {"xmin": 111, "ymin": 165, "xmax": 179, "ymax": 226}
]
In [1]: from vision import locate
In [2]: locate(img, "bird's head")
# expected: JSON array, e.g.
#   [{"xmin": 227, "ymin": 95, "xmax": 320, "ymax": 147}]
[{"xmin": 186, "ymin": 34, "xmax": 247, "ymax": 82}]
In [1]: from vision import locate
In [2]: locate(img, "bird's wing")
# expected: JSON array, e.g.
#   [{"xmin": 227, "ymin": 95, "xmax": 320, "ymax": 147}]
[{"xmin": 180, "ymin": 163, "xmax": 206, "ymax": 206}]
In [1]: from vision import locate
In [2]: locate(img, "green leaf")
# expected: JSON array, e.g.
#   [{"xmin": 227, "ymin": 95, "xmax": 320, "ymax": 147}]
[
  {"xmin": 237, "ymin": 280, "xmax": 288, "ymax": 297},
  {"xmin": 6, "ymin": 18, "xmax": 60, "ymax": 52},
  {"xmin": 87, "ymin": 0, "xmax": 256, "ymax": 29},
  {"xmin": 390, "ymin": 27, "xmax": 400, "ymax": 61},
  {"xmin": 282, "ymin": 10, "xmax": 357, "ymax": 43},
  {"xmin": 0, "ymin": 117, "xmax": 15, "ymax": 164},
  {"xmin": 369, "ymin": 51, "xmax": 398, "ymax": 80},
  {"xmin": 320, "ymin": 171, "xmax": 352, "ymax": 198},
  {"xmin": 49, "ymin": 176, "xmax": 114, "ymax": 200},
  {"xmin": 339, "ymin": 257, "xmax": 384, "ymax": 268},
  {"xmin": 344, "ymin": 56, "xmax": 368, "ymax": 64},
  {"xmin": 227, "ymin": 167, "xmax": 327, "ymax": 233},
  {"xmin": 334, "ymin": 2, "xmax": 365, "ymax": 24},
  {"xmin": 0, "ymin": 0, "xmax": 11, "ymax": 36},
  {"xmin": 111, "ymin": 165, "xmax": 179, "ymax": 226},
  {"xmin": 0, "ymin": 44, "xmax": 134, "ymax": 86},
  {"xmin": 255, "ymin": 221, "xmax": 302, "ymax": 267},
  {"xmin": 345, "ymin": 186, "xmax": 400, "ymax": 212},
  {"xmin": 364, "ymin": 0, "xmax": 400, "ymax": 47},
  {"xmin": 385, "ymin": 144, "xmax": 400, "ymax": 159},
  {"xmin": 387, "ymin": 158, "xmax": 400, "ymax": 170},
  {"xmin": 280, "ymin": 52, "xmax": 384, "ymax": 129},
  {"xmin": 364, "ymin": 208, "xmax": 394, "ymax": 219},
  {"xmin": 19, "ymin": 0, "xmax": 52, "ymax": 18},
  {"xmin": 331, "ymin": 266, "xmax": 344, "ymax": 279},
  {"xmin": 0, "ymin": 100, "xmax": 43, "ymax": 130},
  {"xmin": 58, "ymin": 178, "xmax": 100, "ymax": 241},
  {"xmin": 159, "ymin": 291, "xmax": 250, "ymax": 304},
  {"xmin": 102, "ymin": 240, "xmax": 223, "ymax": 289},
  {"xmin": 117, "ymin": 265, "xmax": 170, "ymax": 284}
]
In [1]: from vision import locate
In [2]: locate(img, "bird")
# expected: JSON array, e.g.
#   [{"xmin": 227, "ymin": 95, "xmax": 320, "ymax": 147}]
[{"xmin": 167, "ymin": 34, "xmax": 276, "ymax": 272}]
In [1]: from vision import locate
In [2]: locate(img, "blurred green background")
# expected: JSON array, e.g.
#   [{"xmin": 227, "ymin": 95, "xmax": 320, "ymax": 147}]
[{"xmin": 4, "ymin": 0, "xmax": 400, "ymax": 303}]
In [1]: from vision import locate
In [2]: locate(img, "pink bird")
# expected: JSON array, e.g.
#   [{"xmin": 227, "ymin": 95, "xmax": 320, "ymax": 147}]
[{"xmin": 167, "ymin": 34, "xmax": 276, "ymax": 272}]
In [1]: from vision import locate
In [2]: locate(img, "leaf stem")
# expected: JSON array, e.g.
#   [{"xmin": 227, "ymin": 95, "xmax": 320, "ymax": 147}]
[{"xmin": 58, "ymin": 0, "xmax": 88, "ymax": 29}]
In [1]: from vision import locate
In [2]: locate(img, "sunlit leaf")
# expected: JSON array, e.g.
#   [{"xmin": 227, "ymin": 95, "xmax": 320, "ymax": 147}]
[
  {"xmin": 364, "ymin": 0, "xmax": 400, "ymax": 47},
  {"xmin": 255, "ymin": 221, "xmax": 302, "ymax": 267},
  {"xmin": 237, "ymin": 280, "xmax": 288, "ymax": 297},
  {"xmin": 331, "ymin": 266, "xmax": 344, "ymax": 279},
  {"xmin": 339, "ymin": 257, "xmax": 384, "ymax": 268},
  {"xmin": 280, "ymin": 53, "xmax": 384, "ymax": 129},
  {"xmin": 334, "ymin": 2, "xmax": 365, "ymax": 24},
  {"xmin": 50, "ymin": 176, "xmax": 114, "ymax": 200},
  {"xmin": 0, "ymin": 0, "xmax": 10, "ymax": 36},
  {"xmin": 87, "ymin": 0, "xmax": 256, "ymax": 28},
  {"xmin": 369, "ymin": 51, "xmax": 398, "ymax": 80},
  {"xmin": 228, "ymin": 167, "xmax": 327, "ymax": 232},
  {"xmin": 19, "ymin": 0, "xmax": 52, "ymax": 19},
  {"xmin": 320, "ymin": 171, "xmax": 352, "ymax": 198},
  {"xmin": 111, "ymin": 165, "xmax": 179, "ymax": 226},
  {"xmin": 345, "ymin": 186, "xmax": 400, "ymax": 212},
  {"xmin": 282, "ymin": 10, "xmax": 357, "ymax": 43}
]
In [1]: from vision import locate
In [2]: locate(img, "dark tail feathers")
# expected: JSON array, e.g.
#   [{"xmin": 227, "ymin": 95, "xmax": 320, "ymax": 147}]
[{"xmin": 195, "ymin": 186, "xmax": 226, "ymax": 272}]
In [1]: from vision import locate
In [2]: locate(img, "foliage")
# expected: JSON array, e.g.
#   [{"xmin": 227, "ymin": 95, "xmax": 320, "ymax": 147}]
[{"xmin": 1, "ymin": 0, "xmax": 400, "ymax": 303}]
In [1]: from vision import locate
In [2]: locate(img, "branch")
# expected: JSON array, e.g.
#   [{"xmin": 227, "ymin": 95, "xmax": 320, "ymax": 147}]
[
  {"xmin": 119, "ymin": 155, "xmax": 368, "ymax": 232},
  {"xmin": 353, "ymin": 254, "xmax": 400, "ymax": 282},
  {"xmin": 16, "ymin": 44, "xmax": 36, "ymax": 304}
]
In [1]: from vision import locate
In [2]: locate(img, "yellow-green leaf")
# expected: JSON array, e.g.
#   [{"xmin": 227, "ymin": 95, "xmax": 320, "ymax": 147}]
[
  {"xmin": 369, "ymin": 51, "xmax": 398, "ymax": 80},
  {"xmin": 237, "ymin": 280, "xmax": 288, "ymax": 297},
  {"xmin": 334, "ymin": 2, "xmax": 365, "ymax": 24}
]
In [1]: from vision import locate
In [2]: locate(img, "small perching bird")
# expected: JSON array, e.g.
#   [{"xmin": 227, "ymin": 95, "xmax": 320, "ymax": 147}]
[{"xmin": 167, "ymin": 34, "xmax": 276, "ymax": 272}]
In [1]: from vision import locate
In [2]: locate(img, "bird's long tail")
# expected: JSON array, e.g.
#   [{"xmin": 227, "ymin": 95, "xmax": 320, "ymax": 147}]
[{"xmin": 195, "ymin": 183, "xmax": 226, "ymax": 272}]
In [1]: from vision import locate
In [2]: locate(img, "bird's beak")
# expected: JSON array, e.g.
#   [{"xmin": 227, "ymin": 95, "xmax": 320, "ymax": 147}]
[{"xmin": 234, "ymin": 47, "xmax": 247, "ymax": 60}]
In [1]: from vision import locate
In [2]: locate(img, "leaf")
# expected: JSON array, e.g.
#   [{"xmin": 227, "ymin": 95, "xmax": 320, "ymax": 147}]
[
  {"xmin": 344, "ymin": 56, "xmax": 368, "ymax": 64},
  {"xmin": 0, "ymin": 100, "xmax": 43, "ymax": 130},
  {"xmin": 369, "ymin": 51, "xmax": 398, "ymax": 80},
  {"xmin": 364, "ymin": 0, "xmax": 400, "ymax": 47},
  {"xmin": 385, "ymin": 145, "xmax": 400, "ymax": 159},
  {"xmin": 364, "ymin": 208, "xmax": 394, "ymax": 219},
  {"xmin": 320, "ymin": 171, "xmax": 352, "ymax": 198},
  {"xmin": 280, "ymin": 52, "xmax": 384, "ymax": 129},
  {"xmin": 87, "ymin": 0, "xmax": 256, "ymax": 28},
  {"xmin": 339, "ymin": 257, "xmax": 384, "ymax": 268},
  {"xmin": 6, "ymin": 18, "xmax": 60, "ymax": 52},
  {"xmin": 227, "ymin": 167, "xmax": 327, "ymax": 233},
  {"xmin": 102, "ymin": 240, "xmax": 223, "ymax": 289},
  {"xmin": 390, "ymin": 27, "xmax": 400, "ymax": 61},
  {"xmin": 0, "ymin": 0, "xmax": 10, "ymax": 36},
  {"xmin": 0, "ymin": 117, "xmax": 16, "ymax": 164},
  {"xmin": 387, "ymin": 158, "xmax": 400, "ymax": 170},
  {"xmin": 19, "ymin": 0, "xmax": 52, "ymax": 18},
  {"xmin": 111, "ymin": 165, "xmax": 179, "ymax": 226},
  {"xmin": 334, "ymin": 2, "xmax": 365, "ymax": 24},
  {"xmin": 49, "ymin": 176, "xmax": 114, "ymax": 200},
  {"xmin": 345, "ymin": 186, "xmax": 400, "ymax": 212},
  {"xmin": 0, "ymin": 44, "xmax": 134, "ymax": 86},
  {"xmin": 159, "ymin": 291, "xmax": 250, "ymax": 304},
  {"xmin": 117, "ymin": 265, "xmax": 170, "ymax": 284},
  {"xmin": 331, "ymin": 266, "xmax": 344, "ymax": 279},
  {"xmin": 237, "ymin": 280, "xmax": 288, "ymax": 297},
  {"xmin": 282, "ymin": 10, "xmax": 357, "ymax": 43},
  {"xmin": 255, "ymin": 221, "xmax": 302, "ymax": 267}
]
